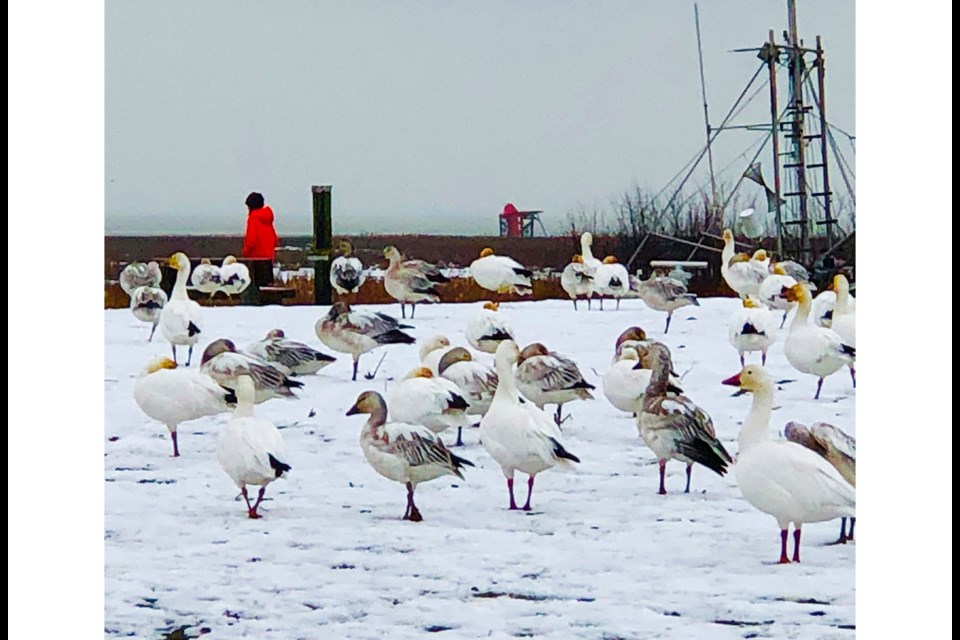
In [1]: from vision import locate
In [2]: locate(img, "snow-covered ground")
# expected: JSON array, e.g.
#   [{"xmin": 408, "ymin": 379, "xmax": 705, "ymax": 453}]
[{"xmin": 105, "ymin": 298, "xmax": 855, "ymax": 639}]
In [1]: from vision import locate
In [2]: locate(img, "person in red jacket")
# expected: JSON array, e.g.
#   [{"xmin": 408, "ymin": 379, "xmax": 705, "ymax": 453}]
[{"xmin": 242, "ymin": 192, "xmax": 279, "ymax": 260}]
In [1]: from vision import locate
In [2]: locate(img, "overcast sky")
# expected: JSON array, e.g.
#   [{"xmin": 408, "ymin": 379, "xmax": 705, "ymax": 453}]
[{"xmin": 105, "ymin": 1, "xmax": 854, "ymax": 236}]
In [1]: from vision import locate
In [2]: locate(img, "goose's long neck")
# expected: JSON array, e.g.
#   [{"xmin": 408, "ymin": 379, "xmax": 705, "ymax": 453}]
[
  {"xmin": 581, "ymin": 239, "xmax": 596, "ymax": 264},
  {"xmin": 738, "ymin": 386, "xmax": 774, "ymax": 451},
  {"xmin": 363, "ymin": 406, "xmax": 389, "ymax": 440},
  {"xmin": 494, "ymin": 357, "xmax": 521, "ymax": 403},
  {"xmin": 721, "ymin": 239, "xmax": 734, "ymax": 266},
  {"xmin": 790, "ymin": 293, "xmax": 812, "ymax": 329},
  {"xmin": 835, "ymin": 283, "xmax": 851, "ymax": 315},
  {"xmin": 234, "ymin": 397, "xmax": 255, "ymax": 419},
  {"xmin": 172, "ymin": 267, "xmax": 190, "ymax": 300}
]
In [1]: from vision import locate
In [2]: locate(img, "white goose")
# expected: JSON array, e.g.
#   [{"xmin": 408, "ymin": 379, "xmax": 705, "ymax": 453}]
[
  {"xmin": 720, "ymin": 230, "xmax": 767, "ymax": 298},
  {"xmin": 811, "ymin": 289, "xmax": 856, "ymax": 329},
  {"xmin": 592, "ymin": 256, "xmax": 630, "ymax": 310},
  {"xmin": 382, "ymin": 246, "xmax": 447, "ymax": 319},
  {"xmin": 217, "ymin": 375, "xmax": 291, "ymax": 519},
  {"xmin": 782, "ymin": 282, "xmax": 856, "ymax": 398},
  {"xmin": 480, "ymin": 341, "xmax": 581, "ymax": 511},
  {"xmin": 130, "ymin": 285, "xmax": 168, "ymax": 342},
  {"xmin": 750, "ymin": 249, "xmax": 772, "ymax": 273},
  {"xmin": 219, "ymin": 256, "xmax": 252, "ymax": 296},
  {"xmin": 190, "ymin": 258, "xmax": 222, "ymax": 297},
  {"xmin": 419, "ymin": 335, "xmax": 452, "ymax": 375},
  {"xmin": 388, "ymin": 367, "xmax": 472, "ymax": 446},
  {"xmin": 330, "ymin": 239, "xmax": 366, "ymax": 295},
  {"xmin": 200, "ymin": 338, "xmax": 304, "ymax": 403},
  {"xmin": 579, "ymin": 231, "xmax": 603, "ymax": 271},
  {"xmin": 315, "ymin": 302, "xmax": 416, "ymax": 380},
  {"xmin": 829, "ymin": 274, "xmax": 856, "ymax": 348},
  {"xmin": 245, "ymin": 329, "xmax": 337, "ymax": 376},
  {"xmin": 602, "ymin": 347, "xmax": 653, "ymax": 415},
  {"xmin": 728, "ymin": 297, "xmax": 777, "ymax": 366},
  {"xmin": 638, "ymin": 343, "xmax": 733, "ymax": 494},
  {"xmin": 560, "ymin": 254, "xmax": 594, "ymax": 310},
  {"xmin": 119, "ymin": 261, "xmax": 162, "ymax": 296},
  {"xmin": 634, "ymin": 271, "xmax": 700, "ymax": 333},
  {"xmin": 612, "ymin": 326, "xmax": 653, "ymax": 362},
  {"xmin": 722, "ymin": 365, "xmax": 855, "ymax": 563},
  {"xmin": 346, "ymin": 391, "xmax": 475, "ymax": 522},
  {"xmin": 785, "ymin": 421, "xmax": 856, "ymax": 543},
  {"xmin": 159, "ymin": 252, "xmax": 203, "ymax": 365},
  {"xmin": 515, "ymin": 342, "xmax": 595, "ymax": 425},
  {"xmin": 133, "ymin": 356, "xmax": 236, "ymax": 457},
  {"xmin": 470, "ymin": 248, "xmax": 534, "ymax": 296},
  {"xmin": 437, "ymin": 347, "xmax": 499, "ymax": 420},
  {"xmin": 465, "ymin": 302, "xmax": 516, "ymax": 354}
]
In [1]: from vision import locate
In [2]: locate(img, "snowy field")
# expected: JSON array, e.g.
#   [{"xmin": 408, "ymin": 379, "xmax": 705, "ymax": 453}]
[{"xmin": 104, "ymin": 297, "xmax": 855, "ymax": 639}]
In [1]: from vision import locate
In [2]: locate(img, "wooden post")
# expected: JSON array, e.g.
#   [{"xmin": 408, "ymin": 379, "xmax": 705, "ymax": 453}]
[
  {"xmin": 766, "ymin": 30, "xmax": 784, "ymax": 259},
  {"xmin": 815, "ymin": 35, "xmax": 835, "ymax": 250},
  {"xmin": 310, "ymin": 185, "xmax": 333, "ymax": 306}
]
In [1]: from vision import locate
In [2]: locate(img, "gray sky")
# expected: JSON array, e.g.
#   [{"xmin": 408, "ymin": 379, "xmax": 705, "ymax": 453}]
[{"xmin": 105, "ymin": 1, "xmax": 854, "ymax": 236}]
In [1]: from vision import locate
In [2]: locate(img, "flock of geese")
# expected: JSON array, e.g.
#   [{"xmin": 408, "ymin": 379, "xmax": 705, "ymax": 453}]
[{"xmin": 124, "ymin": 232, "xmax": 856, "ymax": 564}]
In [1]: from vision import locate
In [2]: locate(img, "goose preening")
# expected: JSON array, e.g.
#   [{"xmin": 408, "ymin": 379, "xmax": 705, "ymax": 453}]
[
  {"xmin": 721, "ymin": 230, "xmax": 767, "ymax": 298},
  {"xmin": 784, "ymin": 421, "xmax": 856, "ymax": 543},
  {"xmin": 387, "ymin": 367, "xmax": 473, "ymax": 447},
  {"xmin": 130, "ymin": 285, "xmax": 168, "ymax": 342},
  {"xmin": 728, "ymin": 297, "xmax": 776, "ymax": 366},
  {"xmin": 638, "ymin": 343, "xmax": 733, "ymax": 494},
  {"xmin": 593, "ymin": 256, "xmax": 630, "ymax": 310},
  {"xmin": 782, "ymin": 282, "xmax": 856, "ymax": 398},
  {"xmin": 602, "ymin": 347, "xmax": 653, "ymax": 415},
  {"xmin": 217, "ymin": 375, "xmax": 291, "ymax": 519},
  {"xmin": 480, "ymin": 341, "xmax": 581, "ymax": 511},
  {"xmin": 750, "ymin": 249, "xmax": 771, "ymax": 273},
  {"xmin": 438, "ymin": 346, "xmax": 499, "ymax": 423},
  {"xmin": 515, "ymin": 342, "xmax": 595, "ymax": 425},
  {"xmin": 219, "ymin": 256, "xmax": 252, "ymax": 296},
  {"xmin": 419, "ymin": 335, "xmax": 452, "ymax": 375},
  {"xmin": 722, "ymin": 366, "xmax": 855, "ymax": 563},
  {"xmin": 133, "ymin": 356, "xmax": 236, "ymax": 457},
  {"xmin": 315, "ymin": 301, "xmax": 416, "ymax": 380},
  {"xmin": 245, "ymin": 329, "xmax": 337, "ymax": 376},
  {"xmin": 346, "ymin": 391, "xmax": 474, "ymax": 522},
  {"xmin": 119, "ymin": 261, "xmax": 162, "ymax": 296},
  {"xmin": 466, "ymin": 302, "xmax": 516, "ymax": 354},
  {"xmin": 159, "ymin": 252, "xmax": 203, "ymax": 365},
  {"xmin": 190, "ymin": 258, "xmax": 222, "ymax": 297},
  {"xmin": 613, "ymin": 326, "xmax": 652, "ymax": 361},
  {"xmin": 330, "ymin": 239, "xmax": 366, "ymax": 295},
  {"xmin": 382, "ymin": 246, "xmax": 447, "ymax": 319},
  {"xmin": 560, "ymin": 254, "xmax": 594, "ymax": 310},
  {"xmin": 758, "ymin": 265, "xmax": 798, "ymax": 328},
  {"xmin": 469, "ymin": 248, "xmax": 533, "ymax": 296},
  {"xmin": 634, "ymin": 271, "xmax": 700, "ymax": 333},
  {"xmin": 200, "ymin": 338, "xmax": 304, "ymax": 403}
]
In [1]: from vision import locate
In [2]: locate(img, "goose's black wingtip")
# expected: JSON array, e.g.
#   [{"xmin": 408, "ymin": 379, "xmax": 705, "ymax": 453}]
[
  {"xmin": 268, "ymin": 453, "xmax": 292, "ymax": 478},
  {"xmin": 549, "ymin": 437, "xmax": 581, "ymax": 463}
]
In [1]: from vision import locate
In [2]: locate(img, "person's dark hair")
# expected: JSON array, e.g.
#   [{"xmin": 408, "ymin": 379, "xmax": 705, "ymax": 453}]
[{"xmin": 245, "ymin": 192, "xmax": 265, "ymax": 210}]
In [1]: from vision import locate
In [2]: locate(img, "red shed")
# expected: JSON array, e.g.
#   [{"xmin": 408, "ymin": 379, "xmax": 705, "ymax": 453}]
[{"xmin": 499, "ymin": 203, "xmax": 544, "ymax": 238}]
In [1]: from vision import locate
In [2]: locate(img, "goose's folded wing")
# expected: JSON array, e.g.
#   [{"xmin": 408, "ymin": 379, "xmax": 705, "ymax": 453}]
[
  {"xmin": 265, "ymin": 339, "xmax": 328, "ymax": 369},
  {"xmin": 518, "ymin": 356, "xmax": 590, "ymax": 392}
]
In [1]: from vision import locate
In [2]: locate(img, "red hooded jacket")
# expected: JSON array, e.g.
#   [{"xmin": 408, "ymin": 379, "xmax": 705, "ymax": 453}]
[{"xmin": 243, "ymin": 206, "xmax": 278, "ymax": 260}]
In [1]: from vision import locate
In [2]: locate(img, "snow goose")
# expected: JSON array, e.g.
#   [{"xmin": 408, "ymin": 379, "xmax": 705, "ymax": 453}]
[
  {"xmin": 330, "ymin": 239, "xmax": 366, "ymax": 295},
  {"xmin": 245, "ymin": 329, "xmax": 336, "ymax": 376},
  {"xmin": 159, "ymin": 252, "xmax": 203, "ymax": 365},
  {"xmin": 728, "ymin": 297, "xmax": 777, "ymax": 366},
  {"xmin": 722, "ymin": 365, "xmax": 855, "ymax": 563},
  {"xmin": 315, "ymin": 301, "xmax": 416, "ymax": 380},
  {"xmin": 785, "ymin": 421, "xmax": 856, "ymax": 543},
  {"xmin": 782, "ymin": 282, "xmax": 856, "ymax": 398},
  {"xmin": 190, "ymin": 258, "xmax": 222, "ymax": 297},
  {"xmin": 758, "ymin": 265, "xmax": 798, "ymax": 328},
  {"xmin": 419, "ymin": 335, "xmax": 452, "ymax": 375},
  {"xmin": 593, "ymin": 256, "xmax": 630, "ymax": 310},
  {"xmin": 750, "ymin": 249, "xmax": 772, "ymax": 273},
  {"xmin": 480, "ymin": 341, "xmax": 581, "ymax": 511},
  {"xmin": 811, "ymin": 289, "xmax": 855, "ymax": 329},
  {"xmin": 438, "ymin": 347, "xmax": 499, "ymax": 420},
  {"xmin": 130, "ymin": 285, "xmax": 168, "ymax": 342},
  {"xmin": 638, "ymin": 343, "xmax": 733, "ymax": 494},
  {"xmin": 720, "ymin": 230, "xmax": 767, "ymax": 298},
  {"xmin": 217, "ymin": 375, "xmax": 291, "ymax": 519},
  {"xmin": 560, "ymin": 254, "xmax": 595, "ymax": 310},
  {"xmin": 579, "ymin": 231, "xmax": 603, "ymax": 271},
  {"xmin": 388, "ymin": 367, "xmax": 472, "ymax": 446},
  {"xmin": 515, "ymin": 342, "xmax": 595, "ymax": 425},
  {"xmin": 119, "ymin": 261, "xmax": 162, "ymax": 296},
  {"xmin": 134, "ymin": 356, "xmax": 236, "ymax": 457},
  {"xmin": 382, "ymin": 246, "xmax": 447, "ymax": 319},
  {"xmin": 200, "ymin": 338, "xmax": 304, "ymax": 403},
  {"xmin": 219, "ymin": 256, "xmax": 252, "ymax": 296},
  {"xmin": 469, "ymin": 248, "xmax": 534, "ymax": 297},
  {"xmin": 465, "ymin": 302, "xmax": 516, "ymax": 354},
  {"xmin": 346, "ymin": 391, "xmax": 475, "ymax": 522},
  {"xmin": 828, "ymin": 274, "xmax": 856, "ymax": 349},
  {"xmin": 635, "ymin": 271, "xmax": 700, "ymax": 332},
  {"xmin": 602, "ymin": 347, "xmax": 651, "ymax": 415},
  {"xmin": 613, "ymin": 326, "xmax": 651, "ymax": 360}
]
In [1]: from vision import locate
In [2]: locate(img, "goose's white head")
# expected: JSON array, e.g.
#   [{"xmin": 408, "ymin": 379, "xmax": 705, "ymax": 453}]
[
  {"xmin": 403, "ymin": 366, "xmax": 434, "ymax": 381},
  {"xmin": 617, "ymin": 346, "xmax": 640, "ymax": 363},
  {"xmin": 419, "ymin": 335, "xmax": 450, "ymax": 362},
  {"xmin": 168, "ymin": 252, "xmax": 190, "ymax": 271},
  {"xmin": 222, "ymin": 255, "xmax": 238, "ymax": 267},
  {"xmin": 494, "ymin": 339, "xmax": 521, "ymax": 367},
  {"xmin": 752, "ymin": 249, "xmax": 768, "ymax": 262},
  {"xmin": 722, "ymin": 229, "xmax": 734, "ymax": 244},
  {"xmin": 721, "ymin": 364, "xmax": 773, "ymax": 394},
  {"xmin": 580, "ymin": 232, "xmax": 593, "ymax": 249},
  {"xmin": 140, "ymin": 356, "xmax": 177, "ymax": 377}
]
